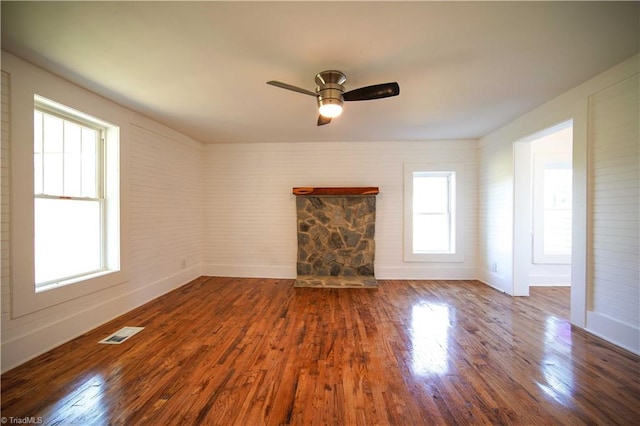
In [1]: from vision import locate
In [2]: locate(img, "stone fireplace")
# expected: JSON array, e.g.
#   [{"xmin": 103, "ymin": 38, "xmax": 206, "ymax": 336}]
[{"xmin": 293, "ymin": 187, "xmax": 378, "ymax": 288}]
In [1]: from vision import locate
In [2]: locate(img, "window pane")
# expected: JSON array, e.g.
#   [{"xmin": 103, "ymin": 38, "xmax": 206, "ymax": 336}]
[
  {"xmin": 544, "ymin": 168, "xmax": 572, "ymax": 209},
  {"xmin": 64, "ymin": 121, "xmax": 82, "ymax": 153},
  {"xmin": 35, "ymin": 198, "xmax": 103, "ymax": 285},
  {"xmin": 42, "ymin": 114, "xmax": 64, "ymax": 195},
  {"xmin": 414, "ymin": 175, "xmax": 448, "ymax": 213},
  {"xmin": 64, "ymin": 153, "xmax": 82, "ymax": 196},
  {"xmin": 43, "ymin": 114, "xmax": 63, "ymax": 152},
  {"xmin": 43, "ymin": 153, "xmax": 63, "ymax": 195},
  {"xmin": 63, "ymin": 122, "xmax": 81, "ymax": 196},
  {"xmin": 543, "ymin": 166, "xmax": 572, "ymax": 255},
  {"xmin": 544, "ymin": 210, "xmax": 572, "ymax": 254},
  {"xmin": 413, "ymin": 214, "xmax": 450, "ymax": 252}
]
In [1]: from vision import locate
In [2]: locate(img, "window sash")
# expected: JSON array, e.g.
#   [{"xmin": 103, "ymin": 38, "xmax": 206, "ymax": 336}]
[
  {"xmin": 34, "ymin": 108, "xmax": 103, "ymax": 199},
  {"xmin": 413, "ymin": 172, "xmax": 451, "ymax": 214},
  {"xmin": 413, "ymin": 212, "xmax": 452, "ymax": 253},
  {"xmin": 34, "ymin": 197, "xmax": 106, "ymax": 287}
]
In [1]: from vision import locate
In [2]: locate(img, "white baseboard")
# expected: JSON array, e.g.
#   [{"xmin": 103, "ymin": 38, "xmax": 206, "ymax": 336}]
[
  {"xmin": 477, "ymin": 278, "xmax": 509, "ymax": 294},
  {"xmin": 1, "ymin": 266, "xmax": 201, "ymax": 373},
  {"xmin": 586, "ymin": 311, "xmax": 640, "ymax": 355},
  {"xmin": 202, "ymin": 263, "xmax": 477, "ymax": 281},
  {"xmin": 477, "ymin": 269, "xmax": 512, "ymax": 295},
  {"xmin": 529, "ymin": 274, "xmax": 571, "ymax": 286},
  {"xmin": 375, "ymin": 266, "xmax": 477, "ymax": 280}
]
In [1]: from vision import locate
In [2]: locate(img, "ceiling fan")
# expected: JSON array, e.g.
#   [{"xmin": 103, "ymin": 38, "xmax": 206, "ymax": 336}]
[{"xmin": 267, "ymin": 70, "xmax": 400, "ymax": 126}]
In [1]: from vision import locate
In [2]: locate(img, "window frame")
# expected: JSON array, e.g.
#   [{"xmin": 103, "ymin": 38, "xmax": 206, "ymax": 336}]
[
  {"xmin": 404, "ymin": 162, "xmax": 465, "ymax": 263},
  {"xmin": 33, "ymin": 103, "xmax": 109, "ymax": 289}
]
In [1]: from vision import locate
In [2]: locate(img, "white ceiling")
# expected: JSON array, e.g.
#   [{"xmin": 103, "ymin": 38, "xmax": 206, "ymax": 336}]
[{"xmin": 2, "ymin": 1, "xmax": 638, "ymax": 144}]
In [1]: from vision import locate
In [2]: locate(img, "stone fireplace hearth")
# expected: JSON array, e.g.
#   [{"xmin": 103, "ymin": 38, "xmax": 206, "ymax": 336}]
[{"xmin": 293, "ymin": 187, "xmax": 378, "ymax": 288}]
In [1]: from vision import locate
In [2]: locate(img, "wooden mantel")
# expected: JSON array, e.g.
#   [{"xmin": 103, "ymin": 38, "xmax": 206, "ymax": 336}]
[{"xmin": 292, "ymin": 187, "xmax": 379, "ymax": 196}]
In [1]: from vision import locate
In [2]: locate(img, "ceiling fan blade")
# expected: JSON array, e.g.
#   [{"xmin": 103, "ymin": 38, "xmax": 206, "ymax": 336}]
[
  {"xmin": 267, "ymin": 81, "xmax": 317, "ymax": 97},
  {"xmin": 343, "ymin": 82, "xmax": 400, "ymax": 101},
  {"xmin": 317, "ymin": 115, "xmax": 332, "ymax": 126}
]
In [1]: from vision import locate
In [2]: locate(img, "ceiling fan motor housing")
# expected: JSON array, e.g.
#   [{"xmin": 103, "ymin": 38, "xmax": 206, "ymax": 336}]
[{"xmin": 316, "ymin": 70, "xmax": 346, "ymax": 116}]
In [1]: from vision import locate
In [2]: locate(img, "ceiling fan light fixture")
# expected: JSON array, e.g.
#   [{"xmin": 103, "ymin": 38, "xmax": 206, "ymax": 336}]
[
  {"xmin": 316, "ymin": 77, "xmax": 345, "ymax": 118},
  {"xmin": 318, "ymin": 99, "xmax": 343, "ymax": 118}
]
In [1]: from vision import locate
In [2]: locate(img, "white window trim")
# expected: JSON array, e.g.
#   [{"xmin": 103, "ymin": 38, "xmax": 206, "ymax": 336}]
[
  {"xmin": 11, "ymin": 94, "xmax": 125, "ymax": 318},
  {"xmin": 404, "ymin": 162, "xmax": 465, "ymax": 263}
]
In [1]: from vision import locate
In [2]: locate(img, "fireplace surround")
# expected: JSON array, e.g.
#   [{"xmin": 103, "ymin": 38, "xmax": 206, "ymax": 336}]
[{"xmin": 293, "ymin": 187, "xmax": 378, "ymax": 288}]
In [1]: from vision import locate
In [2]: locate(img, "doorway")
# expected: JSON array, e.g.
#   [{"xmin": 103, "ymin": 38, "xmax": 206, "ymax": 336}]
[{"xmin": 513, "ymin": 121, "xmax": 573, "ymax": 297}]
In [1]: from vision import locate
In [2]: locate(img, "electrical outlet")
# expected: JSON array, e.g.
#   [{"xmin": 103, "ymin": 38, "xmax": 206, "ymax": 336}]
[{"xmin": 181, "ymin": 259, "xmax": 186, "ymax": 269}]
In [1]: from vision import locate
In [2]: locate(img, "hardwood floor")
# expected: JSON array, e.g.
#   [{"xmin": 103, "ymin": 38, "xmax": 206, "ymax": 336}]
[{"xmin": 2, "ymin": 278, "xmax": 639, "ymax": 425}]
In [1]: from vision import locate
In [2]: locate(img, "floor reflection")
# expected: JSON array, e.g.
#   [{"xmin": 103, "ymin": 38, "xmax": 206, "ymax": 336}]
[
  {"xmin": 536, "ymin": 316, "xmax": 575, "ymax": 406},
  {"xmin": 48, "ymin": 373, "xmax": 107, "ymax": 425},
  {"xmin": 410, "ymin": 303, "xmax": 451, "ymax": 376}
]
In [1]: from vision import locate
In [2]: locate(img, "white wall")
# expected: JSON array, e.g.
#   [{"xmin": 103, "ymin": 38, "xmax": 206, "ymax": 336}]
[
  {"xmin": 202, "ymin": 140, "xmax": 478, "ymax": 280},
  {"xmin": 478, "ymin": 135, "xmax": 515, "ymax": 294},
  {"xmin": 479, "ymin": 54, "xmax": 639, "ymax": 354},
  {"xmin": 587, "ymin": 72, "xmax": 639, "ymax": 354},
  {"xmin": 1, "ymin": 52, "xmax": 204, "ymax": 372}
]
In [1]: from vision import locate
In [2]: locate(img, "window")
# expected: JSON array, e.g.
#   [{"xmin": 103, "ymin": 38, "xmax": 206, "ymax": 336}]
[
  {"xmin": 404, "ymin": 163, "xmax": 464, "ymax": 262},
  {"xmin": 412, "ymin": 172, "xmax": 455, "ymax": 253},
  {"xmin": 33, "ymin": 96, "xmax": 120, "ymax": 291},
  {"xmin": 533, "ymin": 154, "xmax": 572, "ymax": 264}
]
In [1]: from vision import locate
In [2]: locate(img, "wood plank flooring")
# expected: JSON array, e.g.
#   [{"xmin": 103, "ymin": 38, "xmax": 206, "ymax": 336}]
[{"xmin": 2, "ymin": 278, "xmax": 639, "ymax": 425}]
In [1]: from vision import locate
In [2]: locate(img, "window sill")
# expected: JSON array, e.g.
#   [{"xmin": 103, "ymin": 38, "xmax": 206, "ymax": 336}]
[
  {"xmin": 36, "ymin": 269, "xmax": 117, "ymax": 293},
  {"xmin": 404, "ymin": 252, "xmax": 465, "ymax": 263}
]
